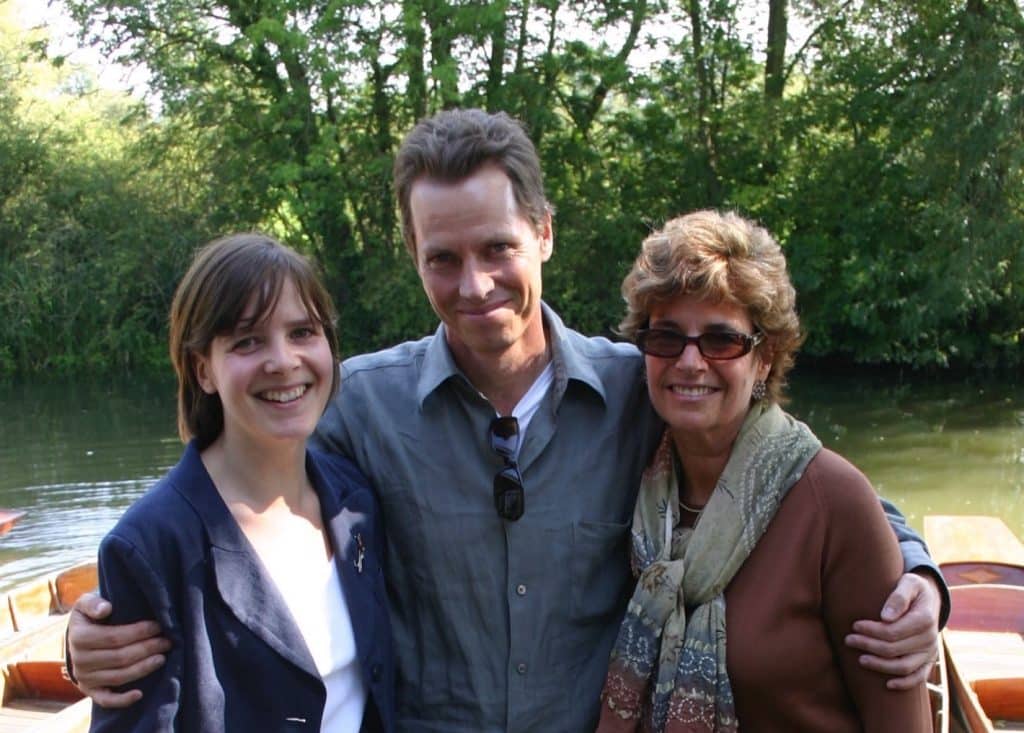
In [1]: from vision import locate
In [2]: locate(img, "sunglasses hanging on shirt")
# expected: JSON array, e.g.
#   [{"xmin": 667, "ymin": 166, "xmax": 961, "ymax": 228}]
[{"xmin": 489, "ymin": 416, "xmax": 525, "ymax": 521}]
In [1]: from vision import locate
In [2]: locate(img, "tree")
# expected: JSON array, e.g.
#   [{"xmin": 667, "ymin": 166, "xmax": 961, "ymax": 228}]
[
  {"xmin": 782, "ymin": 0, "xmax": 1024, "ymax": 367},
  {"xmin": 4, "ymin": 0, "xmax": 1021, "ymax": 376}
]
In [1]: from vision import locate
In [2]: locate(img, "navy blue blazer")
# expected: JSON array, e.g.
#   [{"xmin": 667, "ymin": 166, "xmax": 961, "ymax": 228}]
[{"xmin": 89, "ymin": 442, "xmax": 394, "ymax": 733}]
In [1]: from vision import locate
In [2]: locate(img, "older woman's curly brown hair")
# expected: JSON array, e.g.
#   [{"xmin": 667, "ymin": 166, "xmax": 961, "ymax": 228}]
[{"xmin": 619, "ymin": 210, "xmax": 803, "ymax": 404}]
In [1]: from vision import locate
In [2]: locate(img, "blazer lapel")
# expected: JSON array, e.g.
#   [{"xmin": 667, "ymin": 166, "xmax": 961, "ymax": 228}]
[
  {"xmin": 175, "ymin": 444, "xmax": 319, "ymax": 679},
  {"xmin": 210, "ymin": 546, "xmax": 320, "ymax": 678},
  {"xmin": 310, "ymin": 455, "xmax": 380, "ymax": 674}
]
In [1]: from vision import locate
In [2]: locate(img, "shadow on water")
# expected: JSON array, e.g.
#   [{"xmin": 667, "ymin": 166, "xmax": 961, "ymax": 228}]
[{"xmin": 0, "ymin": 369, "xmax": 1021, "ymax": 592}]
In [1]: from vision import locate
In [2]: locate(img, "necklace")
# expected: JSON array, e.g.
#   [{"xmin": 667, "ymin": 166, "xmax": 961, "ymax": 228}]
[
  {"xmin": 679, "ymin": 498, "xmax": 705, "ymax": 515},
  {"xmin": 672, "ymin": 450, "xmax": 706, "ymax": 517}
]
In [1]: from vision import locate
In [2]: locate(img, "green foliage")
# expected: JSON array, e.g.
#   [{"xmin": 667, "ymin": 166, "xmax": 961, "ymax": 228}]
[
  {"xmin": 778, "ymin": 0, "xmax": 1024, "ymax": 368},
  {"xmin": 2, "ymin": 0, "xmax": 1022, "ymax": 377}
]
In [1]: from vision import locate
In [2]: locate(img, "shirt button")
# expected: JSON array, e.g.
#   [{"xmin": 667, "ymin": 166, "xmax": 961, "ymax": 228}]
[
  {"xmin": 516, "ymin": 584, "xmax": 527, "ymax": 596},
  {"xmin": 516, "ymin": 663, "xmax": 527, "ymax": 675}
]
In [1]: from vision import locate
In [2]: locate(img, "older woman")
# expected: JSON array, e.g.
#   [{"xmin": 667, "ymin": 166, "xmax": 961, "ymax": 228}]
[{"xmin": 598, "ymin": 211, "xmax": 930, "ymax": 732}]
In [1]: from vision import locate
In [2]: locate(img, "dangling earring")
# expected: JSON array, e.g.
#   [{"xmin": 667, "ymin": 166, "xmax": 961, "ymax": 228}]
[{"xmin": 751, "ymin": 380, "xmax": 767, "ymax": 401}]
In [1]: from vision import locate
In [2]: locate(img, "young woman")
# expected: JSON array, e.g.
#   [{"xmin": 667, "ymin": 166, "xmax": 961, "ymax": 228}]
[
  {"xmin": 89, "ymin": 233, "xmax": 393, "ymax": 732},
  {"xmin": 598, "ymin": 211, "xmax": 929, "ymax": 732}
]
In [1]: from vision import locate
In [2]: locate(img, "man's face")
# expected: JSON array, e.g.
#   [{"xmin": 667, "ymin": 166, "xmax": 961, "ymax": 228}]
[{"xmin": 410, "ymin": 164, "xmax": 552, "ymax": 364}]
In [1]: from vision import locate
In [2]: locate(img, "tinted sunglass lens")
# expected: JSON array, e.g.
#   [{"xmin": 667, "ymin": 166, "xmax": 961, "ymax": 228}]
[
  {"xmin": 490, "ymin": 416, "xmax": 519, "ymax": 457},
  {"xmin": 494, "ymin": 469, "xmax": 524, "ymax": 520},
  {"xmin": 491, "ymin": 416, "xmax": 518, "ymax": 440},
  {"xmin": 640, "ymin": 331, "xmax": 683, "ymax": 358},
  {"xmin": 699, "ymin": 333, "xmax": 745, "ymax": 359}
]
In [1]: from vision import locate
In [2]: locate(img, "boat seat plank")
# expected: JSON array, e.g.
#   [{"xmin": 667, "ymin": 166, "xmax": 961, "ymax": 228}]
[
  {"xmin": 4, "ymin": 661, "xmax": 82, "ymax": 703},
  {"xmin": 943, "ymin": 630, "xmax": 1024, "ymax": 681},
  {"xmin": 924, "ymin": 515, "xmax": 1024, "ymax": 567},
  {"xmin": 944, "ymin": 630, "xmax": 1024, "ymax": 724},
  {"xmin": 947, "ymin": 584, "xmax": 1024, "ymax": 634},
  {"xmin": 51, "ymin": 565, "xmax": 97, "ymax": 614},
  {"xmin": 6, "ymin": 586, "xmax": 54, "ymax": 633},
  {"xmin": 0, "ymin": 616, "xmax": 68, "ymax": 666},
  {"xmin": 973, "ymin": 676, "xmax": 1024, "ymax": 722},
  {"xmin": 0, "ymin": 708, "xmax": 56, "ymax": 733},
  {"xmin": 23, "ymin": 697, "xmax": 91, "ymax": 733}
]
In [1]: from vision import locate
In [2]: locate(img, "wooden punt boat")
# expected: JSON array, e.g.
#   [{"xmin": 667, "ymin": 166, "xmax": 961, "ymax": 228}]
[
  {"xmin": 0, "ymin": 563, "xmax": 96, "ymax": 732},
  {"xmin": 929, "ymin": 636, "xmax": 950, "ymax": 733},
  {"xmin": 0, "ymin": 511, "xmax": 25, "ymax": 537},
  {"xmin": 0, "ymin": 662, "xmax": 90, "ymax": 733},
  {"xmin": 924, "ymin": 515, "xmax": 1024, "ymax": 733}
]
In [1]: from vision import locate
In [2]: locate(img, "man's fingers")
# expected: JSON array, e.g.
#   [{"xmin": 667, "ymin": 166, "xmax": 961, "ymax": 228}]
[
  {"xmin": 880, "ymin": 573, "xmax": 926, "ymax": 622},
  {"xmin": 69, "ymin": 610, "xmax": 165, "ymax": 655},
  {"xmin": 845, "ymin": 628, "xmax": 932, "ymax": 659},
  {"xmin": 87, "ymin": 686, "xmax": 145, "ymax": 710},
  {"xmin": 72, "ymin": 592, "xmax": 113, "ymax": 622},
  {"xmin": 880, "ymin": 589, "xmax": 911, "ymax": 623},
  {"xmin": 81, "ymin": 620, "xmax": 166, "ymax": 654},
  {"xmin": 855, "ymin": 647, "xmax": 936, "ymax": 690},
  {"xmin": 847, "ymin": 618, "xmax": 931, "ymax": 649},
  {"xmin": 850, "ymin": 594, "xmax": 936, "ymax": 647},
  {"xmin": 73, "ymin": 636, "xmax": 171, "ymax": 681},
  {"xmin": 887, "ymin": 666, "xmax": 932, "ymax": 691},
  {"xmin": 76, "ymin": 652, "xmax": 167, "ymax": 690},
  {"xmin": 846, "ymin": 571, "xmax": 941, "ymax": 683}
]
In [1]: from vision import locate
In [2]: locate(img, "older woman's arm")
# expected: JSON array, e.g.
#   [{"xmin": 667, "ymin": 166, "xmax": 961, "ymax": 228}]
[
  {"xmin": 822, "ymin": 472, "xmax": 932, "ymax": 731},
  {"xmin": 848, "ymin": 498, "xmax": 947, "ymax": 688}
]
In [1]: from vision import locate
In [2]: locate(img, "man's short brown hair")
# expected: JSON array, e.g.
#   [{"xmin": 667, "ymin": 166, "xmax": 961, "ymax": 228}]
[{"xmin": 393, "ymin": 108, "xmax": 551, "ymax": 258}]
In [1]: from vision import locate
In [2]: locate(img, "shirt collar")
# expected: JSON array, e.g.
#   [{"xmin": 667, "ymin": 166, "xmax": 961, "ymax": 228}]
[{"xmin": 415, "ymin": 301, "xmax": 607, "ymax": 408}]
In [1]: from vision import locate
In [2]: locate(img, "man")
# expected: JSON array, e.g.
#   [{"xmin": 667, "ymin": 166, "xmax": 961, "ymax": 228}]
[{"xmin": 68, "ymin": 109, "xmax": 947, "ymax": 732}]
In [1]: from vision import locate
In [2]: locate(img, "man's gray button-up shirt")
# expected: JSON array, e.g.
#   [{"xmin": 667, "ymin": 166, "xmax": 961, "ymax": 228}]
[{"xmin": 314, "ymin": 303, "xmax": 661, "ymax": 732}]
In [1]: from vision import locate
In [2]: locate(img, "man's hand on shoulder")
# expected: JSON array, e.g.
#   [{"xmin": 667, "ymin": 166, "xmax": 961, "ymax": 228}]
[
  {"xmin": 66, "ymin": 592, "xmax": 172, "ymax": 708},
  {"xmin": 844, "ymin": 571, "xmax": 941, "ymax": 689}
]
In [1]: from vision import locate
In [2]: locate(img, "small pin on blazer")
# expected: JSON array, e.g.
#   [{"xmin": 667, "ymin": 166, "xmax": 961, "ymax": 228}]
[{"xmin": 354, "ymin": 532, "xmax": 365, "ymax": 574}]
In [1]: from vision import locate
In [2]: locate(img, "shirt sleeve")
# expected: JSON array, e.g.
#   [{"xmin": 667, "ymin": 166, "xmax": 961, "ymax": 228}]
[
  {"xmin": 310, "ymin": 363, "xmax": 358, "ymax": 460},
  {"xmin": 819, "ymin": 466, "xmax": 932, "ymax": 732},
  {"xmin": 88, "ymin": 533, "xmax": 182, "ymax": 733},
  {"xmin": 879, "ymin": 496, "xmax": 951, "ymax": 628}
]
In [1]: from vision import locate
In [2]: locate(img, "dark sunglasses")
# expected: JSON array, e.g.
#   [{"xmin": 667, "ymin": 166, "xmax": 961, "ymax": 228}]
[
  {"xmin": 635, "ymin": 328, "xmax": 764, "ymax": 360},
  {"xmin": 489, "ymin": 416, "xmax": 525, "ymax": 521}
]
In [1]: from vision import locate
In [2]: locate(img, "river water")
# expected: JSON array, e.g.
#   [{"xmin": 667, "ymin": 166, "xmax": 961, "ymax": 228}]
[{"xmin": 1, "ymin": 371, "xmax": 1021, "ymax": 593}]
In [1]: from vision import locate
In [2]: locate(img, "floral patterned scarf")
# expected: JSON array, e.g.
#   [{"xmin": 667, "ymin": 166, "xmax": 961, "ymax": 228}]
[{"xmin": 597, "ymin": 403, "xmax": 821, "ymax": 732}]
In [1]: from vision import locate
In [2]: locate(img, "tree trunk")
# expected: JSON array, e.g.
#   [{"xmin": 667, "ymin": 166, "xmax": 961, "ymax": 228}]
[
  {"xmin": 486, "ymin": 0, "xmax": 509, "ymax": 111},
  {"xmin": 765, "ymin": 0, "xmax": 787, "ymax": 100},
  {"xmin": 687, "ymin": 0, "xmax": 722, "ymax": 203},
  {"xmin": 403, "ymin": 0, "xmax": 427, "ymax": 121}
]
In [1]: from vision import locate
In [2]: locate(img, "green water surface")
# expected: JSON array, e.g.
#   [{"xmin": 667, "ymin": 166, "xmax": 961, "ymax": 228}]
[{"xmin": 0, "ymin": 371, "xmax": 1020, "ymax": 592}]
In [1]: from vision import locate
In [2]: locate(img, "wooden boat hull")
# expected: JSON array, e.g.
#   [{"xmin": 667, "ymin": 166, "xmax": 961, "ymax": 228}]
[
  {"xmin": 925, "ymin": 515, "xmax": 1024, "ymax": 733},
  {"xmin": 0, "ymin": 510, "xmax": 25, "ymax": 537},
  {"xmin": 0, "ymin": 563, "xmax": 96, "ymax": 732}
]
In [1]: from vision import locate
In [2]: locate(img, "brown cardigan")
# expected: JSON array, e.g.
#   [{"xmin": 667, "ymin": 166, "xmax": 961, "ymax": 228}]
[{"xmin": 720, "ymin": 448, "xmax": 930, "ymax": 732}]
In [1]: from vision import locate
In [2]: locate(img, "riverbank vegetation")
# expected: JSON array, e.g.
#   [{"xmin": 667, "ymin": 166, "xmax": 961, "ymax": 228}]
[{"xmin": 2, "ymin": 0, "xmax": 1022, "ymax": 377}]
